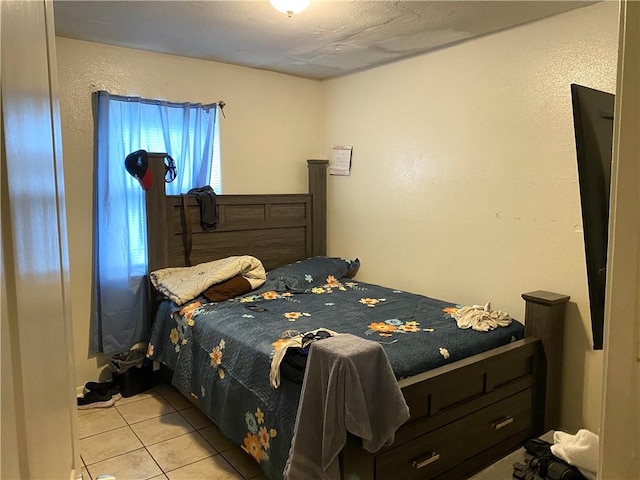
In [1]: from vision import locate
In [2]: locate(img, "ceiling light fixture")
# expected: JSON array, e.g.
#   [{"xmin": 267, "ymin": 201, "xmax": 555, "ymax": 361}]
[{"xmin": 269, "ymin": 0, "xmax": 310, "ymax": 17}]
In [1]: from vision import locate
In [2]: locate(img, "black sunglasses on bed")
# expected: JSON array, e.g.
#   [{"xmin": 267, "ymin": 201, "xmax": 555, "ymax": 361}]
[{"xmin": 300, "ymin": 330, "xmax": 332, "ymax": 351}]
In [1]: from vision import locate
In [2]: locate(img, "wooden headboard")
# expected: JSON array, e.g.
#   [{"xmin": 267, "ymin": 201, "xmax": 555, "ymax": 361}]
[{"xmin": 144, "ymin": 155, "xmax": 328, "ymax": 273}]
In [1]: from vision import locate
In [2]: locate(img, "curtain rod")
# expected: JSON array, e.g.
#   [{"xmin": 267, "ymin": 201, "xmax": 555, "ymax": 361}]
[{"xmin": 95, "ymin": 90, "xmax": 223, "ymax": 113}]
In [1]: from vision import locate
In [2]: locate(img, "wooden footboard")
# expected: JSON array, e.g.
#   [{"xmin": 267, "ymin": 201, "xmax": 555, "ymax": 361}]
[{"xmin": 341, "ymin": 291, "xmax": 569, "ymax": 480}]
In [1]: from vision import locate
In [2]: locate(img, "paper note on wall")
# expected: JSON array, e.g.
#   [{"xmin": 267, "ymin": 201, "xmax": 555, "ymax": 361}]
[{"xmin": 330, "ymin": 146, "xmax": 352, "ymax": 176}]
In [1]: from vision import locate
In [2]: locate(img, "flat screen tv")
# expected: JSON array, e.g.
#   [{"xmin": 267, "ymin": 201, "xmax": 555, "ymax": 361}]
[{"xmin": 570, "ymin": 83, "xmax": 615, "ymax": 350}]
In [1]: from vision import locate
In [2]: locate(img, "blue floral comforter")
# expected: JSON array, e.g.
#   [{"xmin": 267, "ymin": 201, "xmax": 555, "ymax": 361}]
[{"xmin": 147, "ymin": 279, "xmax": 524, "ymax": 480}]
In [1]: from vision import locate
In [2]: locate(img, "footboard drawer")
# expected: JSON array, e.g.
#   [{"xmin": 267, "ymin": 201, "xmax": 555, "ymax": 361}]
[{"xmin": 375, "ymin": 389, "xmax": 532, "ymax": 479}]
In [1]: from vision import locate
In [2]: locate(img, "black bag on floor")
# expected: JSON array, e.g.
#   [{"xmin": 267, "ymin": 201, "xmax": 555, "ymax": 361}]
[
  {"xmin": 513, "ymin": 438, "xmax": 587, "ymax": 480},
  {"xmin": 108, "ymin": 349, "xmax": 153, "ymax": 397}
]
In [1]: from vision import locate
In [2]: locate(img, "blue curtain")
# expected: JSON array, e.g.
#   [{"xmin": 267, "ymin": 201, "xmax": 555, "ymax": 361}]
[{"xmin": 91, "ymin": 91, "xmax": 218, "ymax": 355}]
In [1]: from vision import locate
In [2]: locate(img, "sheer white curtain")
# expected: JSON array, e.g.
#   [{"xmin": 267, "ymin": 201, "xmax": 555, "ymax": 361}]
[{"xmin": 91, "ymin": 91, "xmax": 219, "ymax": 354}]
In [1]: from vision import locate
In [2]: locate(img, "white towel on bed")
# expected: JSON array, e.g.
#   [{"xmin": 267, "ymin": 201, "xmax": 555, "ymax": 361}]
[
  {"xmin": 451, "ymin": 302, "xmax": 512, "ymax": 332},
  {"xmin": 284, "ymin": 334, "xmax": 410, "ymax": 480},
  {"xmin": 551, "ymin": 429, "xmax": 599, "ymax": 480},
  {"xmin": 149, "ymin": 255, "xmax": 265, "ymax": 305}
]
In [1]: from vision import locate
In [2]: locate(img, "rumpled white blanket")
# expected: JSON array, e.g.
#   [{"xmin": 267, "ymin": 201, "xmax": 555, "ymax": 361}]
[
  {"xmin": 551, "ymin": 429, "xmax": 599, "ymax": 480},
  {"xmin": 451, "ymin": 302, "xmax": 512, "ymax": 332},
  {"xmin": 149, "ymin": 255, "xmax": 265, "ymax": 305},
  {"xmin": 284, "ymin": 334, "xmax": 410, "ymax": 480}
]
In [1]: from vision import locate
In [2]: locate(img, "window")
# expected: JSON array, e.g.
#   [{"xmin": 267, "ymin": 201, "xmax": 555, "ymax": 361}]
[
  {"xmin": 122, "ymin": 118, "xmax": 221, "ymax": 267},
  {"xmin": 91, "ymin": 91, "xmax": 220, "ymax": 354}
]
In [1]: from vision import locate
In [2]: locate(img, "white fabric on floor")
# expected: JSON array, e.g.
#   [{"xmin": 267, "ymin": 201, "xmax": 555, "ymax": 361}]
[{"xmin": 551, "ymin": 429, "xmax": 599, "ymax": 480}]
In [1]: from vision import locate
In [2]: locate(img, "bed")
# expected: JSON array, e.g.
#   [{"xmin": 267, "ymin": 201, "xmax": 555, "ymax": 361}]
[{"xmin": 142, "ymin": 154, "xmax": 569, "ymax": 480}]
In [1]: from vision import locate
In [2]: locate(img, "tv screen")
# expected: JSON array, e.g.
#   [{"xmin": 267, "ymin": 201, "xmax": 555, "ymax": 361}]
[{"xmin": 570, "ymin": 84, "xmax": 614, "ymax": 350}]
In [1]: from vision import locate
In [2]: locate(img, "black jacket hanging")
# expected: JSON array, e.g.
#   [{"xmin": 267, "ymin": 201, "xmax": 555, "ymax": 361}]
[{"xmin": 187, "ymin": 186, "xmax": 218, "ymax": 231}]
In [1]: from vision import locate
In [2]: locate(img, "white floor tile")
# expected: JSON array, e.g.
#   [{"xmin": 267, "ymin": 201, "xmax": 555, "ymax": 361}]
[
  {"xmin": 81, "ymin": 466, "xmax": 92, "ymax": 480},
  {"xmin": 179, "ymin": 406, "xmax": 214, "ymax": 430},
  {"xmin": 162, "ymin": 391, "xmax": 194, "ymax": 411},
  {"xmin": 130, "ymin": 411, "xmax": 195, "ymax": 446},
  {"xmin": 117, "ymin": 395, "xmax": 175, "ymax": 424},
  {"xmin": 86, "ymin": 448, "xmax": 162, "ymax": 480},
  {"xmin": 147, "ymin": 431, "xmax": 217, "ymax": 472},
  {"xmin": 80, "ymin": 426, "xmax": 143, "ymax": 465},
  {"xmin": 78, "ymin": 407, "xmax": 126, "ymax": 439},
  {"xmin": 165, "ymin": 455, "xmax": 242, "ymax": 480}
]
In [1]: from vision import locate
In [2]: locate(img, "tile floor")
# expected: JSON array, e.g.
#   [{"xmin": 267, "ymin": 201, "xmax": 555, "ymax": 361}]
[
  {"xmin": 78, "ymin": 383, "xmax": 266, "ymax": 480},
  {"xmin": 78, "ymin": 381, "xmax": 531, "ymax": 480}
]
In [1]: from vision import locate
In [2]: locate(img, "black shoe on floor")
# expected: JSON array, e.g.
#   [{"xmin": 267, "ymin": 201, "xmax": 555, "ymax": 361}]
[
  {"xmin": 77, "ymin": 391, "xmax": 116, "ymax": 409},
  {"xmin": 83, "ymin": 381, "xmax": 122, "ymax": 402}
]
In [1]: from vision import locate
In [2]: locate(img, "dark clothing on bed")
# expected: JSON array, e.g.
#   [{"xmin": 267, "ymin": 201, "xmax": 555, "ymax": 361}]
[{"xmin": 202, "ymin": 275, "xmax": 252, "ymax": 302}]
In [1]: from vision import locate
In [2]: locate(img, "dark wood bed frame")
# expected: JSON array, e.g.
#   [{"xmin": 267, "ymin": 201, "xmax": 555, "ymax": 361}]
[{"xmin": 144, "ymin": 154, "xmax": 569, "ymax": 479}]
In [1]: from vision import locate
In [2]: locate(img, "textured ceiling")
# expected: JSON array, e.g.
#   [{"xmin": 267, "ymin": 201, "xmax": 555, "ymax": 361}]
[{"xmin": 53, "ymin": 0, "xmax": 598, "ymax": 80}]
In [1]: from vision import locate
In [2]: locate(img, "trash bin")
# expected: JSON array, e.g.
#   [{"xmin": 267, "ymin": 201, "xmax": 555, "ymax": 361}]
[{"xmin": 108, "ymin": 348, "xmax": 153, "ymax": 397}]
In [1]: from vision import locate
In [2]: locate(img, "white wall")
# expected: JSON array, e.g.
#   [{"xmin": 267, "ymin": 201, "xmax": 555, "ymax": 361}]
[
  {"xmin": 55, "ymin": 38, "xmax": 324, "ymax": 386},
  {"xmin": 321, "ymin": 1, "xmax": 619, "ymax": 433}
]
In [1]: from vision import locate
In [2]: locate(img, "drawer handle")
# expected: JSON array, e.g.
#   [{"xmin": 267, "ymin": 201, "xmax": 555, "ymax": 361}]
[
  {"xmin": 491, "ymin": 416, "xmax": 514, "ymax": 430},
  {"xmin": 412, "ymin": 452, "xmax": 440, "ymax": 469}
]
